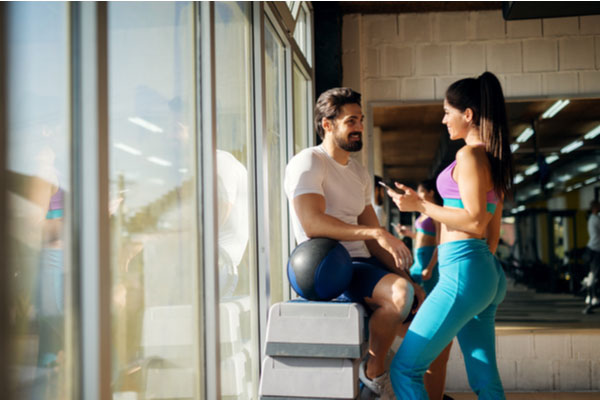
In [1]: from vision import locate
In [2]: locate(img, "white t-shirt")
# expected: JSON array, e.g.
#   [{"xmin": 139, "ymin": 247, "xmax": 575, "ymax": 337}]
[
  {"xmin": 587, "ymin": 212, "xmax": 600, "ymax": 252},
  {"xmin": 284, "ymin": 145, "xmax": 372, "ymax": 258}
]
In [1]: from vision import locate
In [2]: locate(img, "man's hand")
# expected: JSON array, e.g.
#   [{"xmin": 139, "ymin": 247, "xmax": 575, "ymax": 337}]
[{"xmin": 374, "ymin": 228, "xmax": 413, "ymax": 271}]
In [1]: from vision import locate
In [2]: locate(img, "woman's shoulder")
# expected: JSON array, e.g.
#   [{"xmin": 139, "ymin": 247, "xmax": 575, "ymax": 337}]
[{"xmin": 456, "ymin": 144, "xmax": 488, "ymax": 165}]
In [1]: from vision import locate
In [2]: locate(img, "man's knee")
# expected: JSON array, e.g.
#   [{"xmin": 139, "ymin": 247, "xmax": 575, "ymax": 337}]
[{"xmin": 388, "ymin": 278, "xmax": 414, "ymax": 322}]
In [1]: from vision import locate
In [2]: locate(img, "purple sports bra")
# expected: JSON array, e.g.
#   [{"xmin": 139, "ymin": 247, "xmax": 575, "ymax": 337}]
[
  {"xmin": 415, "ymin": 215, "xmax": 435, "ymax": 236},
  {"xmin": 436, "ymin": 160, "xmax": 499, "ymax": 214}
]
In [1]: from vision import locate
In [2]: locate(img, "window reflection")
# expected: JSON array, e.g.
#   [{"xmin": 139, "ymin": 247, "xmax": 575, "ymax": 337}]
[
  {"xmin": 215, "ymin": 2, "xmax": 259, "ymax": 399},
  {"xmin": 108, "ymin": 3, "xmax": 201, "ymax": 399},
  {"xmin": 265, "ymin": 20, "xmax": 289, "ymax": 304},
  {"xmin": 293, "ymin": 64, "xmax": 310, "ymax": 155},
  {"xmin": 6, "ymin": 3, "xmax": 71, "ymax": 399}
]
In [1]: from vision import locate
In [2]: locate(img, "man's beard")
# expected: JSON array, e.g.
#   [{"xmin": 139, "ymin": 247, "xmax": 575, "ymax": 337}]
[{"xmin": 336, "ymin": 132, "xmax": 363, "ymax": 152}]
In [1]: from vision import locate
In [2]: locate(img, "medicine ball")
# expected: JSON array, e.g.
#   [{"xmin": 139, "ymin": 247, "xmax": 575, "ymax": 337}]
[{"xmin": 287, "ymin": 238, "xmax": 353, "ymax": 301}]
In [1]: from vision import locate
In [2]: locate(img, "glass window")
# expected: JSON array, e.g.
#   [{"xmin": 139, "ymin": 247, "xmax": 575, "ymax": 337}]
[
  {"xmin": 265, "ymin": 19, "xmax": 290, "ymax": 304},
  {"xmin": 107, "ymin": 3, "xmax": 202, "ymax": 399},
  {"xmin": 293, "ymin": 4, "xmax": 311, "ymax": 65},
  {"xmin": 215, "ymin": 2, "xmax": 260, "ymax": 399},
  {"xmin": 5, "ymin": 3, "xmax": 73, "ymax": 399},
  {"xmin": 293, "ymin": 64, "xmax": 310, "ymax": 155}
]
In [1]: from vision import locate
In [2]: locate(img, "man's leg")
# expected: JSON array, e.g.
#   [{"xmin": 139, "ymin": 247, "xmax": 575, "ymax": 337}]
[{"xmin": 364, "ymin": 273, "xmax": 414, "ymax": 379}]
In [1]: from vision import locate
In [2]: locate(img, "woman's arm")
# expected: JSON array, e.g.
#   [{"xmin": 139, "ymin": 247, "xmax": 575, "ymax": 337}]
[
  {"xmin": 389, "ymin": 147, "xmax": 493, "ymax": 236},
  {"xmin": 422, "ymin": 220, "xmax": 441, "ymax": 280}
]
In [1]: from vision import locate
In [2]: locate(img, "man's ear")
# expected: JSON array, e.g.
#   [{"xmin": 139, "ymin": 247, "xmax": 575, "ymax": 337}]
[{"xmin": 322, "ymin": 117, "xmax": 333, "ymax": 134}]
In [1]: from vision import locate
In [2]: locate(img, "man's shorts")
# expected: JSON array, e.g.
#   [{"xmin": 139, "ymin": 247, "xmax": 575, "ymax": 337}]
[{"xmin": 343, "ymin": 257, "xmax": 391, "ymax": 303}]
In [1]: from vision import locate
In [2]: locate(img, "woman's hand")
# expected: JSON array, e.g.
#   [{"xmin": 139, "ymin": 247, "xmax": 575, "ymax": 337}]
[
  {"xmin": 422, "ymin": 266, "xmax": 433, "ymax": 281},
  {"xmin": 394, "ymin": 223, "xmax": 415, "ymax": 238},
  {"xmin": 386, "ymin": 183, "xmax": 423, "ymax": 213}
]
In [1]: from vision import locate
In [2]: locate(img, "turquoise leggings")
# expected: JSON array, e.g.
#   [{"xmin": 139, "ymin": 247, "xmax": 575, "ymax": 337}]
[
  {"xmin": 409, "ymin": 246, "xmax": 439, "ymax": 295},
  {"xmin": 391, "ymin": 239, "xmax": 507, "ymax": 400}
]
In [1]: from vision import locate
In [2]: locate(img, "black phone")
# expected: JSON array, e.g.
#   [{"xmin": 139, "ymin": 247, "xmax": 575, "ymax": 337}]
[{"xmin": 378, "ymin": 181, "xmax": 405, "ymax": 194}]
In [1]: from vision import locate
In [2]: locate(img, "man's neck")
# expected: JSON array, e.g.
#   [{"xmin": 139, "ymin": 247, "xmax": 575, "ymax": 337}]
[{"xmin": 322, "ymin": 136, "xmax": 350, "ymax": 165}]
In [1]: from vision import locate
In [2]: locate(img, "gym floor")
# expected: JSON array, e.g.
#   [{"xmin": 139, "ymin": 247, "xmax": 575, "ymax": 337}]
[{"xmin": 447, "ymin": 394, "xmax": 600, "ymax": 399}]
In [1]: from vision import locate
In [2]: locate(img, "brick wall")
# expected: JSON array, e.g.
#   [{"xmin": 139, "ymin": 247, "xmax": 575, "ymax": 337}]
[
  {"xmin": 447, "ymin": 331, "xmax": 600, "ymax": 391},
  {"xmin": 343, "ymin": 11, "xmax": 600, "ymax": 103}
]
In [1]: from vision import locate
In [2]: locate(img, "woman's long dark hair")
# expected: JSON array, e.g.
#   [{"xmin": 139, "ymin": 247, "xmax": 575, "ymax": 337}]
[
  {"xmin": 445, "ymin": 71, "xmax": 513, "ymax": 199},
  {"xmin": 419, "ymin": 179, "xmax": 442, "ymax": 206}
]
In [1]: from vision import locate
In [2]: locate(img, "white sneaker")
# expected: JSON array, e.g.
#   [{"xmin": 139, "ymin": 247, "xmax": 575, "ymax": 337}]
[
  {"xmin": 586, "ymin": 295, "xmax": 591, "ymax": 304},
  {"xmin": 592, "ymin": 297, "xmax": 600, "ymax": 307},
  {"xmin": 359, "ymin": 359, "xmax": 396, "ymax": 400}
]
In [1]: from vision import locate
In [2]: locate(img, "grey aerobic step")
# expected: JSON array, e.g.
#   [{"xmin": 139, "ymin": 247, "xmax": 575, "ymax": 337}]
[
  {"xmin": 258, "ymin": 355, "xmax": 361, "ymax": 399},
  {"xmin": 265, "ymin": 301, "xmax": 367, "ymax": 359}
]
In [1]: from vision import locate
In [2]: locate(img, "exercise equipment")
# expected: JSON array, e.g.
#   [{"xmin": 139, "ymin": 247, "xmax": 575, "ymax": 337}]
[{"xmin": 287, "ymin": 238, "xmax": 353, "ymax": 301}]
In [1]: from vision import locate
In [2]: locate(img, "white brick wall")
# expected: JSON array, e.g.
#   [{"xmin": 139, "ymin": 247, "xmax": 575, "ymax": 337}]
[
  {"xmin": 523, "ymin": 39, "xmax": 558, "ymax": 72},
  {"xmin": 543, "ymin": 17, "xmax": 579, "ymax": 36},
  {"xmin": 342, "ymin": 10, "xmax": 600, "ymax": 107},
  {"xmin": 452, "ymin": 43, "xmax": 485, "ymax": 74},
  {"xmin": 445, "ymin": 331, "xmax": 600, "ymax": 392},
  {"xmin": 542, "ymin": 72, "xmax": 578, "ymax": 96},
  {"xmin": 507, "ymin": 19, "xmax": 542, "ymax": 39},
  {"xmin": 559, "ymin": 37, "xmax": 595, "ymax": 70}
]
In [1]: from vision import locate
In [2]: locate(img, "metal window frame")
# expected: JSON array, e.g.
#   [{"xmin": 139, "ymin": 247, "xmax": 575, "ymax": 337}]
[
  {"xmin": 71, "ymin": 3, "xmax": 111, "ymax": 400},
  {"xmin": 199, "ymin": 3, "xmax": 220, "ymax": 399},
  {"xmin": 0, "ymin": 4, "xmax": 10, "ymax": 400}
]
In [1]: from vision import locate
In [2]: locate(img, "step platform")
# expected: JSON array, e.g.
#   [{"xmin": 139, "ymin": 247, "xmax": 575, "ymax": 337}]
[
  {"xmin": 264, "ymin": 301, "xmax": 368, "ymax": 359},
  {"xmin": 259, "ymin": 355, "xmax": 361, "ymax": 400}
]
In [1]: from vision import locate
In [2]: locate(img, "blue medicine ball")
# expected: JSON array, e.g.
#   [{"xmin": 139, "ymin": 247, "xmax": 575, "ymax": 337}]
[{"xmin": 287, "ymin": 238, "xmax": 353, "ymax": 301}]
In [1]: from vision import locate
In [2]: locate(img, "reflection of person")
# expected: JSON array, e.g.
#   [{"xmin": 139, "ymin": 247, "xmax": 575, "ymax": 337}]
[
  {"xmin": 373, "ymin": 175, "xmax": 387, "ymax": 227},
  {"xmin": 34, "ymin": 137, "xmax": 66, "ymax": 370},
  {"xmin": 284, "ymin": 87, "xmax": 421, "ymax": 399},
  {"xmin": 387, "ymin": 72, "xmax": 512, "ymax": 399},
  {"xmin": 216, "ymin": 149, "xmax": 249, "ymax": 298},
  {"xmin": 583, "ymin": 200, "xmax": 600, "ymax": 313}
]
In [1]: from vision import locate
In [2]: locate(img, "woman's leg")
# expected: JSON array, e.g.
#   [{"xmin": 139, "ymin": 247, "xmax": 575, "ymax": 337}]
[
  {"xmin": 424, "ymin": 341, "xmax": 452, "ymax": 400},
  {"xmin": 457, "ymin": 262, "xmax": 507, "ymax": 400},
  {"xmin": 391, "ymin": 240, "xmax": 504, "ymax": 399}
]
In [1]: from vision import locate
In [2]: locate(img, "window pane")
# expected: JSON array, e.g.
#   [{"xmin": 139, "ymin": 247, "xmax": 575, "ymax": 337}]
[
  {"xmin": 5, "ymin": 3, "xmax": 73, "ymax": 399},
  {"xmin": 293, "ymin": 7, "xmax": 307, "ymax": 57},
  {"xmin": 265, "ymin": 20, "xmax": 289, "ymax": 304},
  {"xmin": 108, "ymin": 3, "xmax": 202, "ymax": 399},
  {"xmin": 293, "ymin": 65, "xmax": 310, "ymax": 155},
  {"xmin": 215, "ymin": 2, "xmax": 260, "ymax": 399}
]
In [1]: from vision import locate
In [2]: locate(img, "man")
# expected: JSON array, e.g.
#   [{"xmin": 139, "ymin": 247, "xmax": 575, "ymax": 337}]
[
  {"xmin": 284, "ymin": 87, "xmax": 424, "ymax": 399},
  {"xmin": 583, "ymin": 200, "xmax": 600, "ymax": 314}
]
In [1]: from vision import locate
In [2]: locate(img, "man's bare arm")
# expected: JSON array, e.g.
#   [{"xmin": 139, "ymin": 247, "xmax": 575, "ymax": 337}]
[{"xmin": 293, "ymin": 193, "xmax": 410, "ymax": 270}]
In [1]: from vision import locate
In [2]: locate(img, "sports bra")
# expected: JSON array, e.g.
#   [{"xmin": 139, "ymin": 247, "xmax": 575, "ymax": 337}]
[
  {"xmin": 46, "ymin": 188, "xmax": 64, "ymax": 219},
  {"xmin": 436, "ymin": 160, "xmax": 498, "ymax": 214},
  {"xmin": 415, "ymin": 215, "xmax": 435, "ymax": 236}
]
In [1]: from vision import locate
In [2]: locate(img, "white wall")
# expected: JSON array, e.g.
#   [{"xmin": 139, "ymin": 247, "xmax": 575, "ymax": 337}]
[{"xmin": 343, "ymin": 11, "xmax": 600, "ymax": 104}]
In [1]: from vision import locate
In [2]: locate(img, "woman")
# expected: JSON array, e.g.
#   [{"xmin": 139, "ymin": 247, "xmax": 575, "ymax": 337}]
[
  {"xmin": 396, "ymin": 180, "xmax": 441, "ymax": 296},
  {"xmin": 387, "ymin": 71, "xmax": 512, "ymax": 399}
]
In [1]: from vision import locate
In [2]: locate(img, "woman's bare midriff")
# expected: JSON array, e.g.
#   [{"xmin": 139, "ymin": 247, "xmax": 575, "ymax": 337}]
[
  {"xmin": 414, "ymin": 232, "xmax": 437, "ymax": 249},
  {"xmin": 439, "ymin": 206, "xmax": 492, "ymax": 245}
]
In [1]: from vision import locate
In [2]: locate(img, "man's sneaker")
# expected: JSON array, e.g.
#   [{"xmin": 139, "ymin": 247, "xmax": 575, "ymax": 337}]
[
  {"xmin": 585, "ymin": 295, "xmax": 591, "ymax": 305},
  {"xmin": 359, "ymin": 359, "xmax": 396, "ymax": 400},
  {"xmin": 592, "ymin": 297, "xmax": 600, "ymax": 307}
]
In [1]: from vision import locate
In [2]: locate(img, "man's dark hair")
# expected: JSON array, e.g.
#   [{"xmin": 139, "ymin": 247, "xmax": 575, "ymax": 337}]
[{"xmin": 314, "ymin": 87, "xmax": 361, "ymax": 140}]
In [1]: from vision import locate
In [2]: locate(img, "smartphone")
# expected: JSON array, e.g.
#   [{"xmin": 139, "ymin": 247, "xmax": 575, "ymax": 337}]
[{"xmin": 378, "ymin": 181, "xmax": 405, "ymax": 194}]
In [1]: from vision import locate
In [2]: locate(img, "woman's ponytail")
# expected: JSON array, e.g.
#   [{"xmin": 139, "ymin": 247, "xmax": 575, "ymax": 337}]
[{"xmin": 478, "ymin": 72, "xmax": 513, "ymax": 199}]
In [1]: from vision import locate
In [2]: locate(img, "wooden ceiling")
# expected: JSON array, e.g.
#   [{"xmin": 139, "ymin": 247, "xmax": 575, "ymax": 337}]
[
  {"xmin": 374, "ymin": 98, "xmax": 600, "ymax": 187},
  {"xmin": 339, "ymin": 2, "xmax": 502, "ymax": 15}
]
